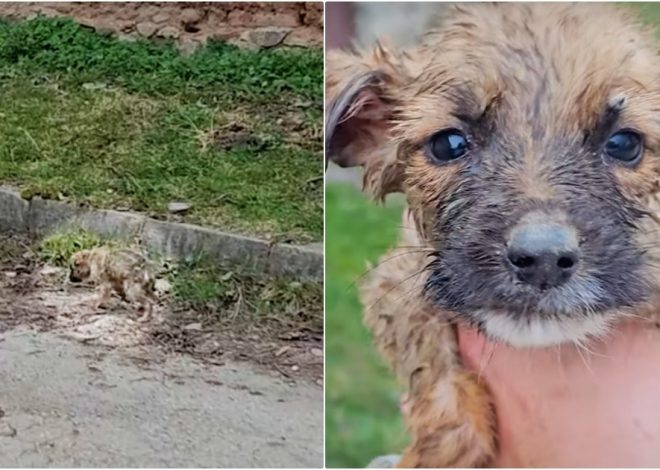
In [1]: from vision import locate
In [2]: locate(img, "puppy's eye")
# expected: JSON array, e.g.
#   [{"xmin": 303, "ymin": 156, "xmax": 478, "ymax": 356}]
[
  {"xmin": 428, "ymin": 129, "xmax": 468, "ymax": 163},
  {"xmin": 604, "ymin": 130, "xmax": 643, "ymax": 164}
]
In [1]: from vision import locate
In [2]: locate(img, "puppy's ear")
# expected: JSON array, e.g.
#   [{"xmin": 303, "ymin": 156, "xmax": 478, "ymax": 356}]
[{"xmin": 326, "ymin": 43, "xmax": 413, "ymax": 199}]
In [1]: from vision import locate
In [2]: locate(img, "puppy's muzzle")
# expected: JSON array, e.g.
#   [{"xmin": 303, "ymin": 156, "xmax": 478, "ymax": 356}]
[
  {"xmin": 69, "ymin": 271, "xmax": 82, "ymax": 283},
  {"xmin": 505, "ymin": 211, "xmax": 579, "ymax": 291}
]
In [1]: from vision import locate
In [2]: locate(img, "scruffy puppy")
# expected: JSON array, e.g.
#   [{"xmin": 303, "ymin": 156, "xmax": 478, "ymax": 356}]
[
  {"xmin": 69, "ymin": 247, "xmax": 156, "ymax": 322},
  {"xmin": 327, "ymin": 3, "xmax": 660, "ymax": 467}
]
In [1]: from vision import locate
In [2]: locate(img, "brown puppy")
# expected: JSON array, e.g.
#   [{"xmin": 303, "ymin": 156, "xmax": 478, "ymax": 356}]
[
  {"xmin": 69, "ymin": 246, "xmax": 156, "ymax": 322},
  {"xmin": 327, "ymin": 3, "xmax": 660, "ymax": 467}
]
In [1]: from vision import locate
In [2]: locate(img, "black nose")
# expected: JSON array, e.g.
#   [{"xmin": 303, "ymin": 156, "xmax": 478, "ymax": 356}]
[
  {"xmin": 506, "ymin": 222, "xmax": 579, "ymax": 291},
  {"xmin": 69, "ymin": 272, "xmax": 81, "ymax": 283}
]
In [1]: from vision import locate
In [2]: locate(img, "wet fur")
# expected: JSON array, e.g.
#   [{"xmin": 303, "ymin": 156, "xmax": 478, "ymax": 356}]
[
  {"xmin": 327, "ymin": 3, "xmax": 660, "ymax": 467},
  {"xmin": 70, "ymin": 247, "xmax": 156, "ymax": 322}
]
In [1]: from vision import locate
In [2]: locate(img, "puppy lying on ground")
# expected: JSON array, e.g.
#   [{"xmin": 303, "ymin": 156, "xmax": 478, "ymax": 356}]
[
  {"xmin": 327, "ymin": 3, "xmax": 660, "ymax": 467},
  {"xmin": 69, "ymin": 246, "xmax": 156, "ymax": 322}
]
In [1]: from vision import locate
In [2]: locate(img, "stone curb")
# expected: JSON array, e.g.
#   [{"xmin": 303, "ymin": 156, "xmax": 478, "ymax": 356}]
[{"xmin": 0, "ymin": 187, "xmax": 322, "ymax": 282}]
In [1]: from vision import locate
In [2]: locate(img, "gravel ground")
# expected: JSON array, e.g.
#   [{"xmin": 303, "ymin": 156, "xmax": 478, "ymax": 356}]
[{"xmin": 0, "ymin": 330, "xmax": 323, "ymax": 467}]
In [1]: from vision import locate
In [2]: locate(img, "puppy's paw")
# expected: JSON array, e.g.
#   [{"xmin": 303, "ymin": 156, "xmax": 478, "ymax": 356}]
[
  {"xmin": 136, "ymin": 304, "xmax": 154, "ymax": 323},
  {"xmin": 91, "ymin": 299, "xmax": 109, "ymax": 311}
]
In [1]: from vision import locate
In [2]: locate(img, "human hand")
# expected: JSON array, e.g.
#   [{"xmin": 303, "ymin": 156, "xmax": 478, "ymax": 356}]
[{"xmin": 458, "ymin": 319, "xmax": 660, "ymax": 467}]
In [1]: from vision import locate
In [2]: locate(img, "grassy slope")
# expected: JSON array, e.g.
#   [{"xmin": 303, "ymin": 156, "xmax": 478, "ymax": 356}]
[{"xmin": 0, "ymin": 17, "xmax": 322, "ymax": 242}]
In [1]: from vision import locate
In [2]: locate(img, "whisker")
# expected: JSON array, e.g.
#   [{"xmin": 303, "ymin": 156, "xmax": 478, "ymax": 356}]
[
  {"xmin": 477, "ymin": 340, "xmax": 498, "ymax": 381},
  {"xmin": 341, "ymin": 249, "xmax": 435, "ymax": 295},
  {"xmin": 363, "ymin": 266, "xmax": 430, "ymax": 315},
  {"xmin": 576, "ymin": 335, "xmax": 608, "ymax": 359},
  {"xmin": 574, "ymin": 339, "xmax": 596, "ymax": 376},
  {"xmin": 618, "ymin": 310, "xmax": 653, "ymax": 322},
  {"xmin": 554, "ymin": 343, "xmax": 567, "ymax": 380}
]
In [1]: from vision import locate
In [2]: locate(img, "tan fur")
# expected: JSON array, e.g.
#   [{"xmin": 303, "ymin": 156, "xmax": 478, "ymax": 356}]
[
  {"xmin": 70, "ymin": 247, "xmax": 156, "ymax": 322},
  {"xmin": 327, "ymin": 3, "xmax": 660, "ymax": 467},
  {"xmin": 361, "ymin": 210, "xmax": 496, "ymax": 467}
]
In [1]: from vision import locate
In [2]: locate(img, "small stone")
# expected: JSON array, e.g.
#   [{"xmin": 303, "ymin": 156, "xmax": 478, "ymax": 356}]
[
  {"xmin": 154, "ymin": 278, "xmax": 172, "ymax": 294},
  {"xmin": 180, "ymin": 8, "xmax": 204, "ymax": 25},
  {"xmin": 157, "ymin": 26, "xmax": 180, "ymax": 40},
  {"xmin": 209, "ymin": 30, "xmax": 236, "ymax": 43},
  {"xmin": 275, "ymin": 346, "xmax": 290, "ymax": 357},
  {"xmin": 94, "ymin": 21, "xmax": 117, "ymax": 37},
  {"xmin": 167, "ymin": 201, "xmax": 191, "ymax": 214},
  {"xmin": 4, "ymin": 271, "xmax": 16, "ymax": 278},
  {"xmin": 183, "ymin": 322, "xmax": 203, "ymax": 331},
  {"xmin": 283, "ymin": 26, "xmax": 322, "ymax": 47},
  {"xmin": 245, "ymin": 27, "xmax": 291, "ymax": 48},
  {"xmin": 0, "ymin": 422, "xmax": 16, "ymax": 438},
  {"xmin": 136, "ymin": 21, "xmax": 158, "ymax": 38},
  {"xmin": 290, "ymin": 365, "xmax": 299, "ymax": 372},
  {"xmin": 311, "ymin": 348, "xmax": 322, "ymax": 357},
  {"xmin": 116, "ymin": 33, "xmax": 138, "ymax": 43},
  {"xmin": 152, "ymin": 12, "xmax": 170, "ymax": 23},
  {"xmin": 177, "ymin": 38, "xmax": 200, "ymax": 56},
  {"xmin": 301, "ymin": 5, "xmax": 323, "ymax": 25}
]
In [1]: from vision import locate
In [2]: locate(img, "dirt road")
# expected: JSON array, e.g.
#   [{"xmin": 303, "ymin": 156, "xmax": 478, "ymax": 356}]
[{"xmin": 0, "ymin": 329, "xmax": 323, "ymax": 467}]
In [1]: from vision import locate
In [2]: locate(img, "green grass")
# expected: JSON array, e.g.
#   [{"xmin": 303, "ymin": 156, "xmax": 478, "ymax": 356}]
[
  {"xmin": 169, "ymin": 255, "xmax": 323, "ymax": 332},
  {"xmin": 325, "ymin": 183, "xmax": 410, "ymax": 468},
  {"xmin": 0, "ymin": 16, "xmax": 322, "ymax": 242},
  {"xmin": 38, "ymin": 229, "xmax": 106, "ymax": 266},
  {"xmin": 629, "ymin": 3, "xmax": 660, "ymax": 28}
]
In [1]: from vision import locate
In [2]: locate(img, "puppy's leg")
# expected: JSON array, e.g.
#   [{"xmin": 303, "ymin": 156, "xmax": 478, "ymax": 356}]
[
  {"xmin": 124, "ymin": 280, "xmax": 153, "ymax": 322},
  {"xmin": 137, "ymin": 300, "xmax": 153, "ymax": 323},
  {"xmin": 397, "ymin": 369, "xmax": 496, "ymax": 468},
  {"xmin": 92, "ymin": 283, "xmax": 112, "ymax": 310},
  {"xmin": 363, "ymin": 295, "xmax": 497, "ymax": 467},
  {"xmin": 361, "ymin": 213, "xmax": 496, "ymax": 468}
]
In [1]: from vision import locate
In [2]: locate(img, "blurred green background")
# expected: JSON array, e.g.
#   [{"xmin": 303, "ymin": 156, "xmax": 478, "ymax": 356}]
[
  {"xmin": 324, "ymin": 4, "xmax": 660, "ymax": 468},
  {"xmin": 325, "ymin": 183, "xmax": 407, "ymax": 468}
]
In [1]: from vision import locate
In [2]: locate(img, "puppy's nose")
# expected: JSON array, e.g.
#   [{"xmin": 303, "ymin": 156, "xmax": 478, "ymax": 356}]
[{"xmin": 506, "ymin": 220, "xmax": 579, "ymax": 291}]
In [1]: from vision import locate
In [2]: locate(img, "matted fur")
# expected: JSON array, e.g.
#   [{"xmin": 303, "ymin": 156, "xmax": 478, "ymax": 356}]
[
  {"xmin": 70, "ymin": 246, "xmax": 156, "ymax": 322},
  {"xmin": 327, "ymin": 3, "xmax": 660, "ymax": 467}
]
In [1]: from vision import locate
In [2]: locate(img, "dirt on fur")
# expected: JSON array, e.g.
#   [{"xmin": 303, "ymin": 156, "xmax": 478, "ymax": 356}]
[{"xmin": 0, "ymin": 234, "xmax": 322, "ymax": 383}]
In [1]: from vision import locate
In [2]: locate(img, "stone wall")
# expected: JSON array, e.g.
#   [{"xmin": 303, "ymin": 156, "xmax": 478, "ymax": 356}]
[{"xmin": 0, "ymin": 2, "xmax": 323, "ymax": 52}]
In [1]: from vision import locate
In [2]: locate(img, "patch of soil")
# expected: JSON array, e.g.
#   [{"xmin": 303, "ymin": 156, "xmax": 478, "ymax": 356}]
[
  {"xmin": 205, "ymin": 102, "xmax": 322, "ymax": 154},
  {"xmin": 212, "ymin": 121, "xmax": 270, "ymax": 152},
  {"xmin": 0, "ymin": 234, "xmax": 322, "ymax": 383}
]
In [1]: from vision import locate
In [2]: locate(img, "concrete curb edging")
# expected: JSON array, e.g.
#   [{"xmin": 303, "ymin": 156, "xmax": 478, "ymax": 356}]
[{"xmin": 0, "ymin": 187, "xmax": 322, "ymax": 282}]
